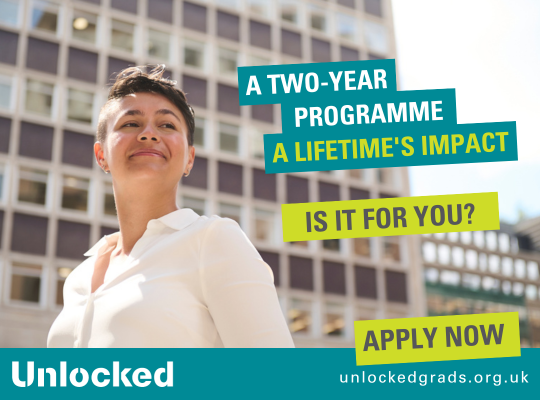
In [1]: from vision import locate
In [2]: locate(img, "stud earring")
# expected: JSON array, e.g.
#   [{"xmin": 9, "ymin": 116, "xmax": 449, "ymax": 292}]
[{"xmin": 184, "ymin": 170, "xmax": 190, "ymax": 177}]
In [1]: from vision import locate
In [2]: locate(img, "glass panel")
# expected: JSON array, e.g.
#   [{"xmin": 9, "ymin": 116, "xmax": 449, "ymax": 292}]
[
  {"xmin": 111, "ymin": 19, "xmax": 134, "ymax": 52},
  {"xmin": 25, "ymin": 79, "xmax": 54, "ymax": 116},
  {"xmin": 323, "ymin": 239, "xmax": 340, "ymax": 251},
  {"xmin": 0, "ymin": 75, "xmax": 12, "ymax": 110},
  {"xmin": 11, "ymin": 262, "xmax": 42, "ymax": 303},
  {"xmin": 310, "ymin": 7, "xmax": 326, "ymax": 31},
  {"xmin": 280, "ymin": 0, "xmax": 298, "ymax": 24},
  {"xmin": 31, "ymin": 0, "xmax": 58, "ymax": 33},
  {"xmin": 148, "ymin": 28, "xmax": 170, "ymax": 61},
  {"xmin": 0, "ymin": 164, "xmax": 4, "ymax": 200},
  {"xmin": 103, "ymin": 182, "xmax": 116, "ymax": 216},
  {"xmin": 248, "ymin": 55, "xmax": 270, "ymax": 66},
  {"xmin": 383, "ymin": 236, "xmax": 400, "ymax": 262},
  {"xmin": 377, "ymin": 168, "xmax": 393, "ymax": 185},
  {"xmin": 219, "ymin": 122, "xmax": 239, "ymax": 154},
  {"xmin": 248, "ymin": 0, "xmax": 269, "ymax": 16},
  {"xmin": 352, "ymin": 237, "xmax": 369, "ymax": 257},
  {"xmin": 183, "ymin": 196, "xmax": 205, "ymax": 215},
  {"xmin": 323, "ymin": 303, "xmax": 345, "ymax": 336},
  {"xmin": 250, "ymin": 128, "xmax": 265, "ymax": 159},
  {"xmin": 56, "ymin": 267, "xmax": 73, "ymax": 305},
  {"xmin": 337, "ymin": 13, "xmax": 356, "ymax": 40},
  {"xmin": 254, "ymin": 209, "xmax": 274, "ymax": 242},
  {"xmin": 18, "ymin": 168, "xmax": 48, "ymax": 205},
  {"xmin": 364, "ymin": 20, "xmax": 388, "ymax": 55},
  {"xmin": 193, "ymin": 117, "xmax": 205, "ymax": 147},
  {"xmin": 452, "ymin": 246, "xmax": 464, "ymax": 267},
  {"xmin": 349, "ymin": 169, "xmax": 364, "ymax": 180},
  {"xmin": 0, "ymin": 0, "xmax": 19, "ymax": 27},
  {"xmin": 219, "ymin": 202, "xmax": 241, "ymax": 225},
  {"xmin": 62, "ymin": 175, "xmax": 89, "ymax": 211},
  {"xmin": 422, "ymin": 241, "xmax": 436, "ymax": 263},
  {"xmin": 72, "ymin": 10, "xmax": 97, "ymax": 43},
  {"xmin": 288, "ymin": 299, "xmax": 312, "ymax": 334},
  {"xmin": 218, "ymin": 47, "xmax": 238, "ymax": 76},
  {"xmin": 67, "ymin": 88, "xmax": 93, "ymax": 124},
  {"xmin": 184, "ymin": 39, "xmax": 205, "ymax": 69}
]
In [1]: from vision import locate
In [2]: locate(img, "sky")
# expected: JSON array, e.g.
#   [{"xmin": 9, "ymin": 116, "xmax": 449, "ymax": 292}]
[{"xmin": 391, "ymin": 0, "xmax": 540, "ymax": 224}]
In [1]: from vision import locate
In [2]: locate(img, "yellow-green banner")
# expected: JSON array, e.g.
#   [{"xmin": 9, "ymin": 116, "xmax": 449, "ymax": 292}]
[
  {"xmin": 354, "ymin": 312, "xmax": 521, "ymax": 365},
  {"xmin": 281, "ymin": 192, "xmax": 499, "ymax": 241}
]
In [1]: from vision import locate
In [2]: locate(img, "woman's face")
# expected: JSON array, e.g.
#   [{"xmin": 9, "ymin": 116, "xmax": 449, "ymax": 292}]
[{"xmin": 94, "ymin": 92, "xmax": 195, "ymax": 188}]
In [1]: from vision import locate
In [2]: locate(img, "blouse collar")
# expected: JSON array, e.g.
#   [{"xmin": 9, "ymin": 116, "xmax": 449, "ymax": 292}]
[{"xmin": 84, "ymin": 208, "xmax": 200, "ymax": 257}]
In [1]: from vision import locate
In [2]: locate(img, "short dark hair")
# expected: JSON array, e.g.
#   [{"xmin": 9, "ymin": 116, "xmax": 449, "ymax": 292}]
[{"xmin": 97, "ymin": 65, "xmax": 195, "ymax": 145}]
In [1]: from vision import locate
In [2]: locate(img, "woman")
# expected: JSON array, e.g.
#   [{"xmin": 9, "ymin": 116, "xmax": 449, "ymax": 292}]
[{"xmin": 47, "ymin": 65, "xmax": 294, "ymax": 348}]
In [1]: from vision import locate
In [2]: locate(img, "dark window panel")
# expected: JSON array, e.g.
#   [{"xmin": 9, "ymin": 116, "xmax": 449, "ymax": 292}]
[
  {"xmin": 379, "ymin": 193, "xmax": 396, "ymax": 199},
  {"xmin": 148, "ymin": 0, "xmax": 173, "ymax": 23},
  {"xmin": 249, "ymin": 20, "xmax": 271, "ymax": 49},
  {"xmin": 340, "ymin": 46, "xmax": 359, "ymax": 61},
  {"xmin": 217, "ymin": 11, "xmax": 239, "ymax": 41},
  {"xmin": 355, "ymin": 266, "xmax": 377, "ymax": 299},
  {"xmin": 182, "ymin": 75, "xmax": 207, "ymax": 108},
  {"xmin": 111, "ymin": 0, "xmax": 138, "ymax": 14},
  {"xmin": 365, "ymin": 0, "xmax": 383, "ymax": 17},
  {"xmin": 182, "ymin": 156, "xmax": 207, "ymax": 189},
  {"xmin": 0, "ymin": 29, "xmax": 18, "ymax": 65},
  {"xmin": 286, "ymin": 175, "xmax": 309, "ymax": 203},
  {"xmin": 0, "ymin": 117, "xmax": 11, "ymax": 153},
  {"xmin": 350, "ymin": 187, "xmax": 370, "ymax": 200},
  {"xmin": 107, "ymin": 57, "xmax": 134, "ymax": 84},
  {"xmin": 385, "ymin": 270, "xmax": 408, "ymax": 303},
  {"xmin": 183, "ymin": 1, "xmax": 207, "ymax": 32},
  {"xmin": 62, "ymin": 130, "xmax": 95, "ymax": 169},
  {"xmin": 259, "ymin": 250, "xmax": 280, "ymax": 286},
  {"xmin": 11, "ymin": 213, "xmax": 48, "ymax": 255},
  {"xmin": 56, "ymin": 220, "xmax": 91, "ymax": 260},
  {"xmin": 319, "ymin": 181, "xmax": 340, "ymax": 202},
  {"xmin": 217, "ymin": 84, "xmax": 240, "ymax": 115},
  {"xmin": 218, "ymin": 161, "xmax": 243, "ymax": 195},
  {"xmin": 281, "ymin": 29, "xmax": 302, "ymax": 57},
  {"xmin": 289, "ymin": 256, "xmax": 313, "ymax": 291},
  {"xmin": 101, "ymin": 226, "xmax": 118, "ymax": 237},
  {"xmin": 323, "ymin": 260, "xmax": 346, "ymax": 294},
  {"xmin": 338, "ymin": 0, "xmax": 356, "ymax": 8},
  {"xmin": 252, "ymin": 168, "xmax": 276, "ymax": 201},
  {"xmin": 80, "ymin": 0, "xmax": 100, "ymax": 4},
  {"xmin": 67, "ymin": 47, "xmax": 98, "ymax": 83},
  {"xmin": 251, "ymin": 104, "xmax": 273, "ymax": 123},
  {"xmin": 0, "ymin": 210, "xmax": 4, "ymax": 248},
  {"xmin": 19, "ymin": 121, "xmax": 54, "ymax": 161},
  {"xmin": 311, "ymin": 38, "xmax": 331, "ymax": 63},
  {"xmin": 26, "ymin": 37, "xmax": 59, "ymax": 74},
  {"xmin": 368, "ymin": 53, "xmax": 384, "ymax": 60}
]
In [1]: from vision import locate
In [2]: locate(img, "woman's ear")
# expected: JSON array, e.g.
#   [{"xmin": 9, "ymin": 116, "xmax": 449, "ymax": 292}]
[{"xmin": 185, "ymin": 145, "xmax": 196, "ymax": 176}]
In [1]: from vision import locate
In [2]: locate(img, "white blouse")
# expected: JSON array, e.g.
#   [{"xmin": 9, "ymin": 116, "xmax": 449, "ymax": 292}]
[{"xmin": 47, "ymin": 209, "xmax": 294, "ymax": 348}]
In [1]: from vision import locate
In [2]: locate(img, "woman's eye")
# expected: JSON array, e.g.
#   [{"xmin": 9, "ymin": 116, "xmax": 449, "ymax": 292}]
[
  {"xmin": 123, "ymin": 122, "xmax": 139, "ymax": 128},
  {"xmin": 162, "ymin": 123, "xmax": 175, "ymax": 129}
]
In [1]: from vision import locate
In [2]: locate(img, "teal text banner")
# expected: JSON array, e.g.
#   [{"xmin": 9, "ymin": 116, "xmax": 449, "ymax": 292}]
[
  {"xmin": 1, "ymin": 349, "xmax": 538, "ymax": 399},
  {"xmin": 280, "ymin": 88, "xmax": 457, "ymax": 133},
  {"xmin": 264, "ymin": 121, "xmax": 517, "ymax": 174},
  {"xmin": 238, "ymin": 59, "xmax": 397, "ymax": 105}
]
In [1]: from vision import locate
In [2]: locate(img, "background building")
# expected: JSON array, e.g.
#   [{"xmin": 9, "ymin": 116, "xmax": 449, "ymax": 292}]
[
  {"xmin": 422, "ymin": 221, "xmax": 540, "ymax": 347},
  {"xmin": 0, "ymin": 0, "xmax": 425, "ymax": 348}
]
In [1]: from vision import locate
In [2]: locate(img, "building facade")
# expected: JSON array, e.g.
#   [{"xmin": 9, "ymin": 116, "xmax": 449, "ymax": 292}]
[{"xmin": 0, "ymin": 0, "xmax": 425, "ymax": 348}]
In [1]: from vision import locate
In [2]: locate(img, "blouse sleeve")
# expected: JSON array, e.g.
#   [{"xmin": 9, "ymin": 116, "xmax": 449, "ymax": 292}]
[{"xmin": 199, "ymin": 217, "xmax": 295, "ymax": 348}]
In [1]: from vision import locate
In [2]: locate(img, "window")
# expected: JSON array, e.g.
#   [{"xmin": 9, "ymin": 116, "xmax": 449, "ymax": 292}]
[
  {"xmin": 56, "ymin": 220, "xmax": 91, "ymax": 259},
  {"xmin": 528, "ymin": 261, "xmax": 539, "ymax": 280},
  {"xmin": 249, "ymin": 128, "xmax": 266, "ymax": 158},
  {"xmin": 323, "ymin": 260, "xmax": 345, "ymax": 294},
  {"xmin": 323, "ymin": 239, "xmax": 340, "ymax": 251},
  {"xmin": 67, "ymin": 47, "xmax": 98, "ymax": 83},
  {"xmin": 364, "ymin": 21, "xmax": 388, "ymax": 55},
  {"xmin": 251, "ymin": 104, "xmax": 274, "ymax": 124},
  {"xmin": 0, "ymin": 74, "xmax": 12, "ymax": 110},
  {"xmin": 19, "ymin": 121, "xmax": 54, "ymax": 160},
  {"xmin": 56, "ymin": 267, "xmax": 73, "ymax": 305},
  {"xmin": 253, "ymin": 209, "xmax": 274, "ymax": 243},
  {"xmin": 217, "ymin": 84, "xmax": 240, "ymax": 115},
  {"xmin": 259, "ymin": 251, "xmax": 280, "ymax": 286},
  {"xmin": 338, "ymin": 0, "xmax": 355, "ymax": 9},
  {"xmin": 437, "ymin": 243, "xmax": 450, "ymax": 265},
  {"xmin": 0, "ymin": 164, "xmax": 4, "ymax": 200},
  {"xmin": 460, "ymin": 231, "xmax": 472, "ymax": 244},
  {"xmin": 248, "ymin": 55, "xmax": 270, "ymax": 66},
  {"xmin": 0, "ymin": 29, "xmax": 19, "ymax": 65},
  {"xmin": 218, "ymin": 161, "xmax": 243, "ymax": 195},
  {"xmin": 364, "ymin": 0, "xmax": 383, "ymax": 17},
  {"xmin": 281, "ymin": 29, "xmax": 302, "ymax": 57},
  {"xmin": 182, "ymin": 75, "xmax": 207, "ymax": 108},
  {"xmin": 217, "ymin": 11, "xmax": 240, "ymax": 42},
  {"xmin": 26, "ymin": 38, "xmax": 59, "ymax": 74},
  {"xmin": 183, "ymin": 2, "xmax": 207, "ymax": 33},
  {"xmin": 377, "ymin": 168, "xmax": 393, "ymax": 185},
  {"xmin": 286, "ymin": 175, "xmax": 308, "ymax": 203},
  {"xmin": 248, "ymin": 0, "xmax": 270, "ymax": 16},
  {"xmin": 107, "ymin": 57, "xmax": 134, "ymax": 84},
  {"xmin": 111, "ymin": 0, "xmax": 137, "ymax": 14},
  {"xmin": 289, "ymin": 256, "xmax": 313, "ymax": 291},
  {"xmin": 25, "ymin": 79, "xmax": 54, "ymax": 117},
  {"xmin": 11, "ymin": 213, "xmax": 48, "ymax": 255},
  {"xmin": 31, "ymin": 0, "xmax": 59, "ymax": 34},
  {"xmin": 385, "ymin": 270, "xmax": 407, "ymax": 303},
  {"xmin": 515, "ymin": 259, "xmax": 526, "ymax": 279},
  {"xmin": 252, "ymin": 168, "xmax": 276, "ymax": 201},
  {"xmin": 337, "ymin": 13, "xmax": 356, "ymax": 40},
  {"xmin": 422, "ymin": 241, "xmax": 436, "ymax": 263},
  {"xmin": 219, "ymin": 202, "xmax": 241, "ymax": 225},
  {"xmin": 182, "ymin": 155, "xmax": 207, "ymax": 189},
  {"xmin": 147, "ymin": 0, "xmax": 173, "ymax": 23},
  {"xmin": 183, "ymin": 39, "xmax": 206, "ymax": 69},
  {"xmin": 319, "ymin": 181, "xmax": 339, "ymax": 202},
  {"xmin": 309, "ymin": 7, "xmax": 326, "ymax": 32},
  {"xmin": 349, "ymin": 169, "xmax": 364, "ymax": 180},
  {"xmin": 217, "ymin": 0, "xmax": 239, "ymax": 9},
  {"xmin": 111, "ymin": 19, "xmax": 134, "ymax": 53},
  {"xmin": 323, "ymin": 303, "xmax": 345, "ymax": 336},
  {"xmin": 353, "ymin": 237, "xmax": 371, "ymax": 257},
  {"xmin": 71, "ymin": 10, "xmax": 97, "ymax": 43},
  {"xmin": 103, "ymin": 182, "xmax": 116, "ymax": 216},
  {"xmin": 280, "ymin": 0, "xmax": 299, "ymax": 24},
  {"xmin": 249, "ymin": 20, "xmax": 271, "ymax": 49},
  {"xmin": 383, "ymin": 236, "xmax": 400, "ymax": 262},
  {"xmin": 501, "ymin": 257, "xmax": 513, "ymax": 276},
  {"xmin": 350, "ymin": 187, "xmax": 370, "ymax": 200},
  {"xmin": 452, "ymin": 246, "xmax": 464, "ymax": 267},
  {"xmin": 340, "ymin": 45, "xmax": 359, "ymax": 61},
  {"xmin": 0, "ymin": 0, "xmax": 19, "ymax": 27},
  {"xmin": 219, "ymin": 122, "xmax": 240, "ymax": 154},
  {"xmin": 288, "ymin": 299, "xmax": 312, "ymax": 334},
  {"xmin": 62, "ymin": 175, "xmax": 89, "ymax": 211},
  {"xmin": 473, "ymin": 231, "xmax": 485, "ymax": 247},
  {"xmin": 355, "ymin": 265, "xmax": 377, "ymax": 299},
  {"xmin": 67, "ymin": 88, "xmax": 93, "ymax": 124},
  {"xmin": 182, "ymin": 196, "xmax": 205, "ymax": 215},
  {"xmin": 499, "ymin": 233, "xmax": 510, "ymax": 252},
  {"xmin": 193, "ymin": 117, "xmax": 205, "ymax": 147},
  {"xmin": 62, "ymin": 130, "xmax": 95, "ymax": 168},
  {"xmin": 148, "ymin": 29, "xmax": 170, "ymax": 61},
  {"xmin": 218, "ymin": 48, "xmax": 238, "ymax": 76},
  {"xmin": 10, "ymin": 262, "xmax": 42, "ymax": 303},
  {"xmin": 311, "ymin": 38, "xmax": 331, "ymax": 63},
  {"xmin": 18, "ymin": 168, "xmax": 48, "ymax": 205}
]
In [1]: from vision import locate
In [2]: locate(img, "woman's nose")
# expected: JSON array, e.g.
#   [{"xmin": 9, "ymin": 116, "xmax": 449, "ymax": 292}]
[{"xmin": 137, "ymin": 127, "xmax": 161, "ymax": 143}]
